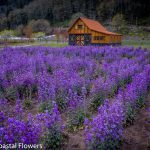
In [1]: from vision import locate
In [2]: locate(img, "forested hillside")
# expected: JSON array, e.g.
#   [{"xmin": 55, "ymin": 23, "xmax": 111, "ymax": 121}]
[{"xmin": 0, "ymin": 0, "xmax": 150, "ymax": 30}]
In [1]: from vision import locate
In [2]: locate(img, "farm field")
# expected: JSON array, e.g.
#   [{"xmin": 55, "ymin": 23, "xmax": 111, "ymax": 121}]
[
  {"xmin": 0, "ymin": 37, "xmax": 150, "ymax": 49},
  {"xmin": 0, "ymin": 41, "xmax": 68, "ymax": 49},
  {"xmin": 122, "ymin": 39, "xmax": 150, "ymax": 49},
  {"xmin": 0, "ymin": 46, "xmax": 150, "ymax": 149}
]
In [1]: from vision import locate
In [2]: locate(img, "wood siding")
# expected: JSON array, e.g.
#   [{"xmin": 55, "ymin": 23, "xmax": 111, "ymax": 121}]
[
  {"xmin": 108, "ymin": 35, "xmax": 122, "ymax": 43},
  {"xmin": 69, "ymin": 19, "xmax": 91, "ymax": 34},
  {"xmin": 91, "ymin": 31, "xmax": 109, "ymax": 43}
]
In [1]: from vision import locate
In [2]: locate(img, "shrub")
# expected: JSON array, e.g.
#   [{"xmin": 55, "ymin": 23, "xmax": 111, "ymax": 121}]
[
  {"xmin": 90, "ymin": 93, "xmax": 105, "ymax": 110},
  {"xmin": 38, "ymin": 102, "xmax": 64, "ymax": 149},
  {"xmin": 47, "ymin": 65, "xmax": 53, "ymax": 74},
  {"xmin": 66, "ymin": 89, "xmax": 86, "ymax": 132},
  {"xmin": 15, "ymin": 25, "xmax": 24, "ymax": 36},
  {"xmin": 55, "ymin": 88, "xmax": 69, "ymax": 112},
  {"xmin": 0, "ymin": 30, "xmax": 15, "ymax": 38},
  {"xmin": 124, "ymin": 104, "xmax": 136, "ymax": 126},
  {"xmin": 5, "ymin": 86, "xmax": 17, "ymax": 102},
  {"xmin": 67, "ymin": 108, "xmax": 85, "ymax": 132},
  {"xmin": 23, "ymin": 99, "xmax": 33, "ymax": 109},
  {"xmin": 111, "ymin": 13, "xmax": 127, "ymax": 33},
  {"xmin": 42, "ymin": 126, "xmax": 63, "ymax": 149},
  {"xmin": 136, "ymin": 95, "xmax": 145, "ymax": 108},
  {"xmin": 32, "ymin": 32, "xmax": 45, "ymax": 38},
  {"xmin": 28, "ymin": 19, "xmax": 50, "ymax": 33},
  {"xmin": 38, "ymin": 102, "xmax": 52, "ymax": 113},
  {"xmin": 85, "ymin": 100, "xmax": 124, "ymax": 149},
  {"xmin": 1, "ymin": 117, "xmax": 42, "ymax": 144}
]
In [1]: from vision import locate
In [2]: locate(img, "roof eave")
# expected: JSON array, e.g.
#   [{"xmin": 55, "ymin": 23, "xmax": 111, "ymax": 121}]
[
  {"xmin": 68, "ymin": 17, "xmax": 123, "ymax": 36},
  {"xmin": 68, "ymin": 17, "xmax": 81, "ymax": 32}
]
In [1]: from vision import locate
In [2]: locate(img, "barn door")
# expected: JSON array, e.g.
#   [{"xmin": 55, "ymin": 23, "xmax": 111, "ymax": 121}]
[
  {"xmin": 84, "ymin": 34, "xmax": 91, "ymax": 45},
  {"xmin": 69, "ymin": 34, "xmax": 91, "ymax": 46},
  {"xmin": 76, "ymin": 35, "xmax": 85, "ymax": 46}
]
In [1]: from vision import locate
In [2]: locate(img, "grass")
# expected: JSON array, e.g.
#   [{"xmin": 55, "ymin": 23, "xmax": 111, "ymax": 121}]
[
  {"xmin": 24, "ymin": 39, "xmax": 150, "ymax": 49},
  {"xmin": 0, "ymin": 39, "xmax": 149, "ymax": 49},
  {"xmin": 0, "ymin": 41, "xmax": 68, "ymax": 48},
  {"xmin": 122, "ymin": 39, "xmax": 150, "ymax": 49}
]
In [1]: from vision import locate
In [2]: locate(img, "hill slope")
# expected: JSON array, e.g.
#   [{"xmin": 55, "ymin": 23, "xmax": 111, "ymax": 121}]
[{"xmin": 0, "ymin": 0, "xmax": 149, "ymax": 29}]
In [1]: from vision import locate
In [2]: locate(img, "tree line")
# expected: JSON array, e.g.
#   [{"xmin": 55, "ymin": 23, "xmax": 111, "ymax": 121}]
[{"xmin": 0, "ymin": 0, "xmax": 149, "ymax": 31}]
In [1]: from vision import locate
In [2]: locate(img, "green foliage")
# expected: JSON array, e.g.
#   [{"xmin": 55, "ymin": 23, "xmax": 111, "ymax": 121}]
[
  {"xmin": 23, "ymin": 99, "xmax": 33, "ymax": 109},
  {"xmin": 48, "ymin": 42, "xmax": 68, "ymax": 47},
  {"xmin": 67, "ymin": 108, "xmax": 85, "ymax": 132},
  {"xmin": 8, "ymin": 9, "xmax": 28, "ymax": 29},
  {"xmin": 0, "ymin": 0, "xmax": 149, "ymax": 30},
  {"xmin": 71, "ymin": 12, "xmax": 85, "ymax": 20},
  {"xmin": 91, "ymin": 94, "xmax": 105, "ymax": 111},
  {"xmin": 54, "ymin": 20, "xmax": 70, "ymax": 27},
  {"xmin": 15, "ymin": 25, "xmax": 24, "ymax": 36},
  {"xmin": 32, "ymin": 32, "xmax": 45, "ymax": 38},
  {"xmin": 119, "ymin": 77, "xmax": 132, "ymax": 89},
  {"xmin": 5, "ymin": 86, "xmax": 17, "ymax": 102},
  {"xmin": 69, "ymin": 12, "xmax": 85, "ymax": 26},
  {"xmin": 38, "ymin": 102, "xmax": 52, "ymax": 113},
  {"xmin": 47, "ymin": 65, "xmax": 53, "ymax": 74},
  {"xmin": 42, "ymin": 126, "xmax": 63, "ymax": 150},
  {"xmin": 28, "ymin": 19, "xmax": 50, "ymax": 33},
  {"xmin": 0, "ymin": 81, "xmax": 4, "ymax": 98},
  {"xmin": 90, "ymin": 138, "xmax": 121, "ymax": 150},
  {"xmin": 0, "ymin": 30, "xmax": 15, "ymax": 38},
  {"xmin": 17, "ymin": 86, "xmax": 32, "ymax": 100},
  {"xmin": 96, "ymin": 1, "xmax": 115, "ymax": 21},
  {"xmin": 124, "ymin": 94, "xmax": 146, "ymax": 126},
  {"xmin": 122, "ymin": 39, "xmax": 150, "ymax": 49},
  {"xmin": 56, "ymin": 92, "xmax": 68, "ymax": 112},
  {"xmin": 112, "ymin": 14, "xmax": 127, "ymax": 33},
  {"xmin": 0, "ymin": 17, "xmax": 7, "ymax": 31},
  {"xmin": 136, "ymin": 95, "xmax": 145, "ymax": 108},
  {"xmin": 124, "ymin": 104, "xmax": 136, "ymax": 126},
  {"xmin": 108, "ymin": 85, "xmax": 118, "ymax": 98}
]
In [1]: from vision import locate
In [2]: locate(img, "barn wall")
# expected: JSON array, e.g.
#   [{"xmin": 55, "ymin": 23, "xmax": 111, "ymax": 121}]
[
  {"xmin": 68, "ymin": 18, "xmax": 122, "ymax": 45},
  {"xmin": 91, "ymin": 31, "xmax": 109, "ymax": 43},
  {"xmin": 108, "ymin": 35, "xmax": 122, "ymax": 44},
  {"xmin": 91, "ymin": 31, "xmax": 122, "ymax": 44},
  {"xmin": 68, "ymin": 19, "xmax": 91, "ymax": 34}
]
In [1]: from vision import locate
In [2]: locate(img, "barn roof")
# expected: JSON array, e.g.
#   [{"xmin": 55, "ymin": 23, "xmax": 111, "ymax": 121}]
[{"xmin": 68, "ymin": 17, "xmax": 122, "ymax": 36}]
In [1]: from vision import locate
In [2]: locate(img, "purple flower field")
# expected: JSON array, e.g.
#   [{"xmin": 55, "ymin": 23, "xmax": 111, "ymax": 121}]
[{"xmin": 0, "ymin": 46, "xmax": 150, "ymax": 149}]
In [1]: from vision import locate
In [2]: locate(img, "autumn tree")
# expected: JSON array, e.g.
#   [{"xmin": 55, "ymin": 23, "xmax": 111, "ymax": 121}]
[{"xmin": 23, "ymin": 25, "xmax": 32, "ymax": 40}]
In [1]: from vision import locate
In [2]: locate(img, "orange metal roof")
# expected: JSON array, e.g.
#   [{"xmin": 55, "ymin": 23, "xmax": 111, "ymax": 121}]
[{"xmin": 68, "ymin": 17, "xmax": 122, "ymax": 36}]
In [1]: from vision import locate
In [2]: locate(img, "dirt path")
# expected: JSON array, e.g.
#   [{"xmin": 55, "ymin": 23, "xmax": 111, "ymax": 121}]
[
  {"xmin": 22, "ymin": 93, "xmax": 149, "ymax": 150},
  {"xmin": 65, "ymin": 132, "xmax": 86, "ymax": 150},
  {"xmin": 61, "ymin": 112, "xmax": 86, "ymax": 150},
  {"xmin": 122, "ymin": 94, "xmax": 150, "ymax": 150},
  {"xmin": 64, "ymin": 94, "xmax": 150, "ymax": 150}
]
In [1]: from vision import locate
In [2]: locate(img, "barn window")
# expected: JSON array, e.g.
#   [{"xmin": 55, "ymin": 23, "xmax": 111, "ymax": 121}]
[
  {"xmin": 99, "ymin": 36, "xmax": 105, "ymax": 40},
  {"xmin": 94, "ymin": 36, "xmax": 97, "ymax": 40},
  {"xmin": 94, "ymin": 36, "xmax": 105, "ymax": 40},
  {"xmin": 77, "ymin": 25, "xmax": 83, "ymax": 29}
]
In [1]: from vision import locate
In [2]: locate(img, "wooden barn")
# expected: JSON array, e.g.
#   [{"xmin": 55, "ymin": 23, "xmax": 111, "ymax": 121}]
[{"xmin": 68, "ymin": 17, "xmax": 122, "ymax": 46}]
